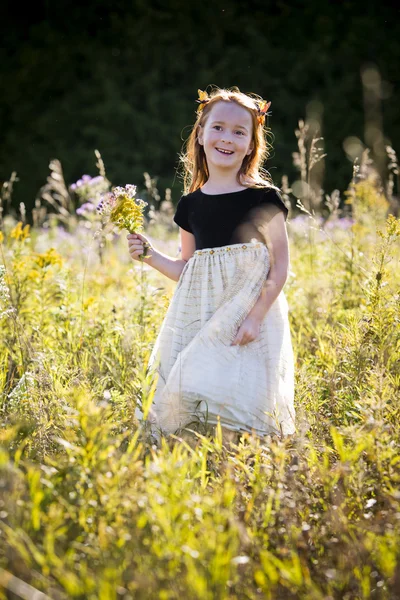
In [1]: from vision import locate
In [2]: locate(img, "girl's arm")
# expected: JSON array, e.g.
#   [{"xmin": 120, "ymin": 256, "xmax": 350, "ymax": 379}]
[
  {"xmin": 232, "ymin": 211, "xmax": 289, "ymax": 346},
  {"xmin": 247, "ymin": 211, "xmax": 290, "ymax": 321},
  {"xmin": 127, "ymin": 228, "xmax": 196, "ymax": 282}
]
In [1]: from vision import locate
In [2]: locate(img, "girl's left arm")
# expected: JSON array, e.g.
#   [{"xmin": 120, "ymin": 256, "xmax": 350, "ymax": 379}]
[{"xmin": 246, "ymin": 211, "xmax": 289, "ymax": 322}]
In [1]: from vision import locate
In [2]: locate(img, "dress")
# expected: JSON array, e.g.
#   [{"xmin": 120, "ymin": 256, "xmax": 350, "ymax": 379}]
[{"xmin": 136, "ymin": 186, "xmax": 296, "ymax": 440}]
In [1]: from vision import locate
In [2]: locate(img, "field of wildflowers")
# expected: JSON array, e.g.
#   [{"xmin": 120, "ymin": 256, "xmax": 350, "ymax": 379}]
[{"xmin": 0, "ymin": 140, "xmax": 399, "ymax": 599}]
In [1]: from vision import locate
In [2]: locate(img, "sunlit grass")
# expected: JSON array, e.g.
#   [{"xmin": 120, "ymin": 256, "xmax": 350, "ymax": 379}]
[{"xmin": 0, "ymin": 160, "xmax": 399, "ymax": 598}]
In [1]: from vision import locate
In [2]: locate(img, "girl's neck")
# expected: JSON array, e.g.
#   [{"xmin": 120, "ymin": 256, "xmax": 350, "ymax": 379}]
[{"xmin": 201, "ymin": 174, "xmax": 248, "ymax": 195}]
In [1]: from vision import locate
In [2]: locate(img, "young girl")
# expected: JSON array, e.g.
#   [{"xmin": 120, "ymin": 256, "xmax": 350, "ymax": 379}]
[{"xmin": 128, "ymin": 86, "xmax": 296, "ymax": 444}]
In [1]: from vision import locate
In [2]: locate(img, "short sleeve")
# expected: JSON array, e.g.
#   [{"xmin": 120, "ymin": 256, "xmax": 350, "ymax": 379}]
[
  {"xmin": 173, "ymin": 195, "xmax": 193, "ymax": 233},
  {"xmin": 260, "ymin": 189, "xmax": 289, "ymax": 221}
]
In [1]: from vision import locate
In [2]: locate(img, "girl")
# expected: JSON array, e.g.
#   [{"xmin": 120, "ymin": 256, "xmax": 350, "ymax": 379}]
[{"xmin": 128, "ymin": 86, "xmax": 296, "ymax": 444}]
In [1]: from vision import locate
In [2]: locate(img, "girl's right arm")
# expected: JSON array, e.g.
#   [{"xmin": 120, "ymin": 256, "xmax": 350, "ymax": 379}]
[{"xmin": 127, "ymin": 229, "xmax": 196, "ymax": 282}]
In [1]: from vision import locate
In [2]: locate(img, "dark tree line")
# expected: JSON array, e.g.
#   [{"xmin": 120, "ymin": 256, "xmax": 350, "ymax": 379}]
[{"xmin": 1, "ymin": 0, "xmax": 399, "ymax": 214}]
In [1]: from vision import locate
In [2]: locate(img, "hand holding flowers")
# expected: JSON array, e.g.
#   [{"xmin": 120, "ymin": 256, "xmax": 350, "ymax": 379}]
[
  {"xmin": 96, "ymin": 184, "xmax": 152, "ymax": 260},
  {"xmin": 127, "ymin": 232, "xmax": 154, "ymax": 263}
]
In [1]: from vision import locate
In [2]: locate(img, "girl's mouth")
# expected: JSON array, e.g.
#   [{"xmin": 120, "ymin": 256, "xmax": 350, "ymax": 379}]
[{"xmin": 216, "ymin": 148, "xmax": 234, "ymax": 155}]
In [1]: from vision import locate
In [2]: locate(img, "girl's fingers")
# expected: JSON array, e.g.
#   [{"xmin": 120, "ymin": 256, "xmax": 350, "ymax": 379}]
[
  {"xmin": 128, "ymin": 240, "xmax": 150, "ymax": 252},
  {"xmin": 127, "ymin": 234, "xmax": 151, "ymax": 261},
  {"xmin": 127, "ymin": 233, "xmax": 147, "ymax": 243},
  {"xmin": 129, "ymin": 250, "xmax": 145, "ymax": 261},
  {"xmin": 129, "ymin": 245, "xmax": 144, "ymax": 254}
]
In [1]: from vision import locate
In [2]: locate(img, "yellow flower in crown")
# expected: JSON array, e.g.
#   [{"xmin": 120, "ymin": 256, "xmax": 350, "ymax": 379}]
[
  {"xmin": 256, "ymin": 99, "xmax": 272, "ymax": 126},
  {"xmin": 196, "ymin": 89, "xmax": 211, "ymax": 115}
]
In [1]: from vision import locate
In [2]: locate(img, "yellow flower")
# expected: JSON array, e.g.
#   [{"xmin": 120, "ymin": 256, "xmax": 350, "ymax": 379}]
[
  {"xmin": 97, "ymin": 184, "xmax": 150, "ymax": 259},
  {"xmin": 110, "ymin": 196, "xmax": 147, "ymax": 233},
  {"xmin": 27, "ymin": 270, "xmax": 41, "ymax": 282},
  {"xmin": 386, "ymin": 214, "xmax": 400, "ymax": 237},
  {"xmin": 344, "ymin": 178, "xmax": 389, "ymax": 213},
  {"xmin": 0, "ymin": 231, "xmax": 4, "ymax": 243},
  {"xmin": 377, "ymin": 214, "xmax": 400, "ymax": 240},
  {"xmin": 196, "ymin": 89, "xmax": 211, "ymax": 114},
  {"xmin": 160, "ymin": 293, "xmax": 172, "ymax": 311},
  {"xmin": 83, "ymin": 296, "xmax": 96, "ymax": 310},
  {"xmin": 33, "ymin": 248, "xmax": 63, "ymax": 269},
  {"xmin": 10, "ymin": 222, "xmax": 30, "ymax": 242}
]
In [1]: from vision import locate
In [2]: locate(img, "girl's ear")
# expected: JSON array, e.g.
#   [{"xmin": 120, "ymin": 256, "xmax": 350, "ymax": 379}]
[
  {"xmin": 246, "ymin": 141, "xmax": 254, "ymax": 155},
  {"xmin": 197, "ymin": 125, "xmax": 204, "ymax": 146}
]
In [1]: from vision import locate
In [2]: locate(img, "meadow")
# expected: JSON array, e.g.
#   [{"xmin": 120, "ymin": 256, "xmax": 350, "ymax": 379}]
[{"xmin": 0, "ymin": 143, "xmax": 399, "ymax": 599}]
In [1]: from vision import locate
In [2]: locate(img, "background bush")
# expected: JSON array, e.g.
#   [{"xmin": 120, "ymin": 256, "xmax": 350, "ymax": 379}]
[{"xmin": 1, "ymin": 0, "xmax": 399, "ymax": 209}]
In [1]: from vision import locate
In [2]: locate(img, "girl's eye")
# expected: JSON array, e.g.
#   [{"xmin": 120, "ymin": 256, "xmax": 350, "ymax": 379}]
[{"xmin": 212, "ymin": 126, "xmax": 245, "ymax": 135}]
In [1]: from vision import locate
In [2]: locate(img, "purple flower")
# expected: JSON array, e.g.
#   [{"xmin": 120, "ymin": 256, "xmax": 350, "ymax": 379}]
[
  {"xmin": 337, "ymin": 217, "xmax": 355, "ymax": 230},
  {"xmin": 324, "ymin": 217, "xmax": 355, "ymax": 231},
  {"xmin": 324, "ymin": 220, "xmax": 336, "ymax": 230},
  {"xmin": 96, "ymin": 192, "xmax": 115, "ymax": 215},
  {"xmin": 125, "ymin": 184, "xmax": 137, "ymax": 198},
  {"xmin": 89, "ymin": 176, "xmax": 104, "ymax": 186},
  {"xmin": 288, "ymin": 215, "xmax": 311, "ymax": 232},
  {"xmin": 82, "ymin": 174, "xmax": 92, "ymax": 182},
  {"xmin": 56, "ymin": 226, "xmax": 74, "ymax": 240},
  {"xmin": 77, "ymin": 202, "xmax": 97, "ymax": 216}
]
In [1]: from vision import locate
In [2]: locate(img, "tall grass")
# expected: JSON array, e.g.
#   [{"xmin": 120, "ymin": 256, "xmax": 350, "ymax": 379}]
[{"xmin": 0, "ymin": 138, "xmax": 399, "ymax": 598}]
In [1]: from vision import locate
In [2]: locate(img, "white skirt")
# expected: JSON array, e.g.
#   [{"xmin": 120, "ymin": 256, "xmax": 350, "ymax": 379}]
[{"xmin": 137, "ymin": 241, "xmax": 296, "ymax": 440}]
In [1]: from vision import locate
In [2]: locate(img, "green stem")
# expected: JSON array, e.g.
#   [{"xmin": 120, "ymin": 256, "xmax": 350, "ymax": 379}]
[{"xmin": 139, "ymin": 255, "xmax": 145, "ymax": 363}]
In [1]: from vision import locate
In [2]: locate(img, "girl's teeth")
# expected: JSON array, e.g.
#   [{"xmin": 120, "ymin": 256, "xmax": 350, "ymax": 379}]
[{"xmin": 217, "ymin": 149, "xmax": 233, "ymax": 154}]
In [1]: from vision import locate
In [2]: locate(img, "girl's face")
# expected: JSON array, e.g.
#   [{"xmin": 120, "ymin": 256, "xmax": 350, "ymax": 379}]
[{"xmin": 198, "ymin": 101, "xmax": 254, "ymax": 173}]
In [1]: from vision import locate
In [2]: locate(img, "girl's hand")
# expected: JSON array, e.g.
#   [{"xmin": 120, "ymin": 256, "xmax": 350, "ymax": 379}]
[
  {"xmin": 127, "ymin": 232, "xmax": 153, "ymax": 261},
  {"xmin": 231, "ymin": 314, "xmax": 262, "ymax": 346}
]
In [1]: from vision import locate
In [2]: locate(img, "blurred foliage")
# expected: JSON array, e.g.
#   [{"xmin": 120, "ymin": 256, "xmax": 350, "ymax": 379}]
[{"xmin": 1, "ymin": 0, "xmax": 399, "ymax": 210}]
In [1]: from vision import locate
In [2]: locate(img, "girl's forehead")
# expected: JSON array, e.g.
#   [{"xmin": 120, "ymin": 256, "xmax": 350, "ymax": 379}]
[{"xmin": 207, "ymin": 101, "xmax": 253, "ymax": 128}]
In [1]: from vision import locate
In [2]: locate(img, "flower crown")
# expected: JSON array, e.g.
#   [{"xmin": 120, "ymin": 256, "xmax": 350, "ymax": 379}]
[{"xmin": 196, "ymin": 89, "xmax": 271, "ymax": 126}]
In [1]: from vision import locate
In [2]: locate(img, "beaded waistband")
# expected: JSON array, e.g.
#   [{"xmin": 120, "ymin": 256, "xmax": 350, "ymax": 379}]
[{"xmin": 193, "ymin": 241, "xmax": 265, "ymax": 256}]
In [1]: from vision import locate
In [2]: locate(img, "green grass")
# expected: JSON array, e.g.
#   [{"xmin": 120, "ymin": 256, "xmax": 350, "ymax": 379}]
[{"xmin": 0, "ymin": 172, "xmax": 399, "ymax": 599}]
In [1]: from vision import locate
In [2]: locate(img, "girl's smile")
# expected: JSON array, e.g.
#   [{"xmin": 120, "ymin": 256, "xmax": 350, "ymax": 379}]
[{"xmin": 216, "ymin": 148, "xmax": 234, "ymax": 155}]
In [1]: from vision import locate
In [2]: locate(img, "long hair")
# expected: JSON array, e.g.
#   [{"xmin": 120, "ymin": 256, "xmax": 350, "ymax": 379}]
[{"xmin": 179, "ymin": 86, "xmax": 279, "ymax": 195}]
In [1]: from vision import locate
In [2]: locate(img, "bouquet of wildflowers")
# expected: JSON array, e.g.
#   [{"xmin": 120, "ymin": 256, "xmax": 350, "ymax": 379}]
[{"xmin": 97, "ymin": 184, "xmax": 151, "ymax": 258}]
